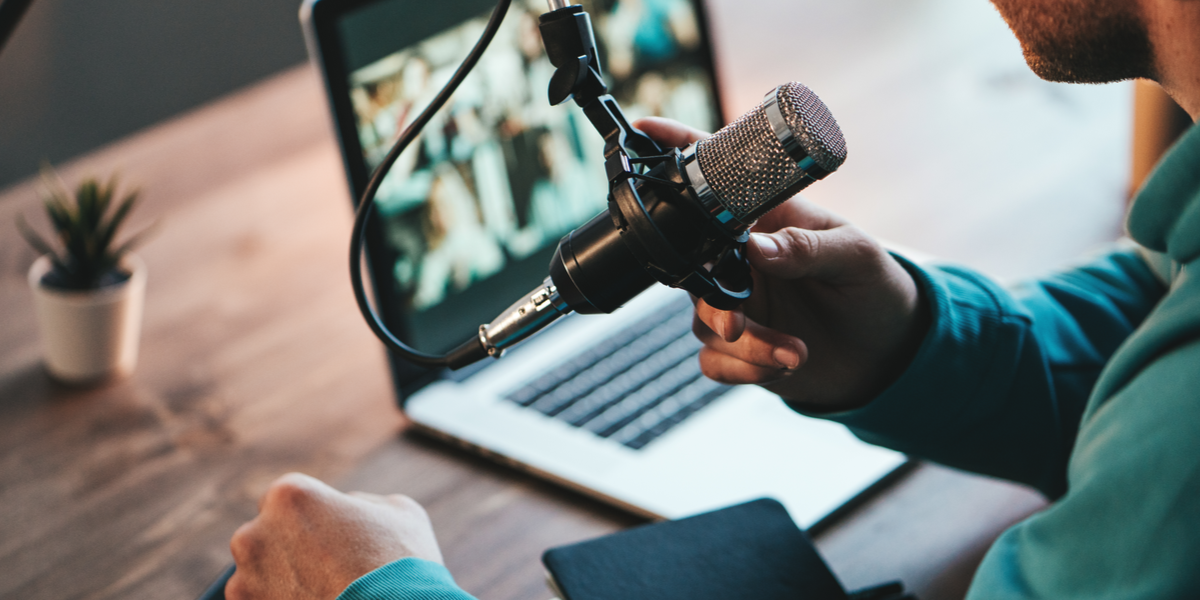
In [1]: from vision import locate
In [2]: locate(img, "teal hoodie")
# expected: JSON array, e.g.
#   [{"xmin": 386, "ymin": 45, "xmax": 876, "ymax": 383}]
[
  {"xmin": 829, "ymin": 121, "xmax": 1200, "ymax": 598},
  {"xmin": 338, "ymin": 123, "xmax": 1200, "ymax": 600}
]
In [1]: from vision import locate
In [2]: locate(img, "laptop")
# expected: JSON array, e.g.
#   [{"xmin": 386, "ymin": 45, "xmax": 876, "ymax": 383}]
[{"xmin": 300, "ymin": 0, "xmax": 907, "ymax": 528}]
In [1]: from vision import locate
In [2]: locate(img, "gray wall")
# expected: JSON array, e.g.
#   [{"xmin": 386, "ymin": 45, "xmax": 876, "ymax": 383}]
[{"xmin": 0, "ymin": 0, "xmax": 310, "ymax": 189}]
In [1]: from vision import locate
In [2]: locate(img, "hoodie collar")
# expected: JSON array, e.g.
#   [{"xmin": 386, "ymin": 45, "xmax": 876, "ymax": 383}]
[{"xmin": 1128, "ymin": 122, "xmax": 1200, "ymax": 264}]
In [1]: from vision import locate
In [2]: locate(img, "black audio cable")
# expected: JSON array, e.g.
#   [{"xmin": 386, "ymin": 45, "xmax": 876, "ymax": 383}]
[{"xmin": 349, "ymin": 0, "xmax": 512, "ymax": 369}]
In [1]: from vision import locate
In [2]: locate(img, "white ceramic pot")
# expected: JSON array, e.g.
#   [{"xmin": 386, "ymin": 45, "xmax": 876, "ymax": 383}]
[{"xmin": 28, "ymin": 254, "xmax": 147, "ymax": 384}]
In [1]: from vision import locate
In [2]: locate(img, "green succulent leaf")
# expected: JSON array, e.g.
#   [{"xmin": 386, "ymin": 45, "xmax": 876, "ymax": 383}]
[
  {"xmin": 19, "ymin": 169, "xmax": 154, "ymax": 290},
  {"xmin": 16, "ymin": 214, "xmax": 58, "ymax": 259},
  {"xmin": 97, "ymin": 188, "xmax": 139, "ymax": 259},
  {"xmin": 111, "ymin": 220, "xmax": 160, "ymax": 260}
]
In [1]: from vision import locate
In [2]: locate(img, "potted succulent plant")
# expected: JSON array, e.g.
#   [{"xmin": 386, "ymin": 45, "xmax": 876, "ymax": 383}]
[{"xmin": 18, "ymin": 172, "xmax": 153, "ymax": 384}]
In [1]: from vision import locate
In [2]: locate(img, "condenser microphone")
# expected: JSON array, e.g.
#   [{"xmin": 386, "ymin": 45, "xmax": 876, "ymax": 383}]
[
  {"xmin": 471, "ymin": 82, "xmax": 846, "ymax": 362},
  {"xmin": 688, "ymin": 81, "xmax": 847, "ymax": 228}
]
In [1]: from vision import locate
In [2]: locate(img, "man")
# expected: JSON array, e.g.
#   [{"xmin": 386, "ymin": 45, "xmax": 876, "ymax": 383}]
[{"xmin": 227, "ymin": 0, "xmax": 1200, "ymax": 597}]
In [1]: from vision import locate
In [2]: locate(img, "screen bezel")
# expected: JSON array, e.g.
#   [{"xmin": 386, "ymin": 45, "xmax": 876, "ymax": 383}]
[{"xmin": 301, "ymin": 0, "xmax": 727, "ymax": 400}]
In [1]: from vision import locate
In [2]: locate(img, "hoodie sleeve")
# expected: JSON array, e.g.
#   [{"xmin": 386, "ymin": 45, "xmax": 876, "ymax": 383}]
[
  {"xmin": 337, "ymin": 559, "xmax": 478, "ymax": 600},
  {"xmin": 965, "ymin": 338, "xmax": 1200, "ymax": 599},
  {"xmin": 808, "ymin": 249, "xmax": 1163, "ymax": 499}
]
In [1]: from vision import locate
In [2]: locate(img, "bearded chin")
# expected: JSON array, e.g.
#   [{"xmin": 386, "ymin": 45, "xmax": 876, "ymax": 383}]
[
  {"xmin": 1021, "ymin": 26, "xmax": 1155, "ymax": 84},
  {"xmin": 995, "ymin": 0, "xmax": 1156, "ymax": 84}
]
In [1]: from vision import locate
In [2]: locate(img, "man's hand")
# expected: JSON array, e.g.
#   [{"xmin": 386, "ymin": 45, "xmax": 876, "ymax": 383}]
[
  {"xmin": 634, "ymin": 117, "xmax": 928, "ymax": 411},
  {"xmin": 227, "ymin": 473, "xmax": 443, "ymax": 600}
]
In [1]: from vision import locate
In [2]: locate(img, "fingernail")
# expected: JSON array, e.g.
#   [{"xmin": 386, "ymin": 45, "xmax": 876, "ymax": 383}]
[
  {"xmin": 752, "ymin": 233, "xmax": 780, "ymax": 259},
  {"xmin": 720, "ymin": 312, "xmax": 735, "ymax": 341},
  {"xmin": 773, "ymin": 346, "xmax": 800, "ymax": 370}
]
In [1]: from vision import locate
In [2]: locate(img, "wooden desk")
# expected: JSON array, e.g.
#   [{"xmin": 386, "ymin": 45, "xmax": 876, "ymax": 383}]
[{"xmin": 3, "ymin": 0, "xmax": 1133, "ymax": 597}]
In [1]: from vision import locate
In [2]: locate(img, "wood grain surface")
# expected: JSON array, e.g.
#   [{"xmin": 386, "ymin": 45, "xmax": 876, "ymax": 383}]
[{"xmin": 2, "ymin": 0, "xmax": 1138, "ymax": 597}]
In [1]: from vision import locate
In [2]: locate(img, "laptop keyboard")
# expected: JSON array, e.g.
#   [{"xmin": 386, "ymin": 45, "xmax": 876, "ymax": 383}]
[{"xmin": 506, "ymin": 298, "xmax": 734, "ymax": 450}]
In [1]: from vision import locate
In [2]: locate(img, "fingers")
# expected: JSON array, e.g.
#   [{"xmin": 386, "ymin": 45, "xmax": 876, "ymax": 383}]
[
  {"xmin": 257, "ymin": 472, "xmax": 325, "ymax": 513},
  {"xmin": 631, "ymin": 116, "xmax": 709, "ymax": 148},
  {"xmin": 259, "ymin": 472, "xmax": 334, "ymax": 517},
  {"xmin": 693, "ymin": 300, "xmax": 746, "ymax": 342},
  {"xmin": 693, "ymin": 308, "xmax": 806, "ymax": 376},
  {"xmin": 348, "ymin": 490, "xmax": 386, "ymax": 503},
  {"xmin": 753, "ymin": 196, "xmax": 845, "ymax": 233},
  {"xmin": 228, "ymin": 521, "xmax": 261, "ymax": 600},
  {"xmin": 747, "ymin": 225, "xmax": 883, "ymax": 283},
  {"xmin": 229, "ymin": 521, "xmax": 259, "ymax": 571},
  {"xmin": 225, "ymin": 570, "xmax": 248, "ymax": 600},
  {"xmin": 699, "ymin": 347, "xmax": 789, "ymax": 385},
  {"xmin": 348, "ymin": 491, "xmax": 425, "ymax": 514},
  {"xmin": 746, "ymin": 196, "xmax": 884, "ymax": 284},
  {"xmin": 381, "ymin": 493, "xmax": 427, "ymax": 514}
]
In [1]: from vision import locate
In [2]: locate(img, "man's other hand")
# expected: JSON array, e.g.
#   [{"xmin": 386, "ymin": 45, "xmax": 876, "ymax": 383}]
[
  {"xmin": 633, "ymin": 117, "xmax": 928, "ymax": 412},
  {"xmin": 227, "ymin": 473, "xmax": 443, "ymax": 600}
]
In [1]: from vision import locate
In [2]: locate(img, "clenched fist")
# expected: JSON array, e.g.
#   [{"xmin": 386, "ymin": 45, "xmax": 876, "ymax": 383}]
[{"xmin": 227, "ymin": 473, "xmax": 442, "ymax": 600}]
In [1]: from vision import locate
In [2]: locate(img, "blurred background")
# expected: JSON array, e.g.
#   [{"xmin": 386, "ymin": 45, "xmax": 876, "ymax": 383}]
[
  {"xmin": 0, "ymin": 1, "xmax": 1192, "ymax": 597},
  {"xmin": 0, "ymin": 0, "xmax": 308, "ymax": 189},
  {"xmin": 0, "ymin": 0, "xmax": 1189, "ymax": 278}
]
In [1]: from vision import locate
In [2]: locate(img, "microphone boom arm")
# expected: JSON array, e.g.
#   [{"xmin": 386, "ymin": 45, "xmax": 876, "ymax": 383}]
[
  {"xmin": 535, "ymin": 2, "xmax": 755, "ymax": 309},
  {"xmin": 537, "ymin": 4, "xmax": 662, "ymax": 161},
  {"xmin": 417, "ymin": 1, "xmax": 765, "ymax": 365},
  {"xmin": 478, "ymin": 2, "xmax": 755, "ymax": 360}
]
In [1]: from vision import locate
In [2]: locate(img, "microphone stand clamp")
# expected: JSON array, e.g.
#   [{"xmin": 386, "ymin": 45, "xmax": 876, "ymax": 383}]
[{"xmin": 538, "ymin": 2, "xmax": 754, "ymax": 313}]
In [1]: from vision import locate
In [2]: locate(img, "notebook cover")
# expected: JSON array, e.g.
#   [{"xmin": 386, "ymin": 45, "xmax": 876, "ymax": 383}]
[{"xmin": 542, "ymin": 498, "xmax": 848, "ymax": 600}]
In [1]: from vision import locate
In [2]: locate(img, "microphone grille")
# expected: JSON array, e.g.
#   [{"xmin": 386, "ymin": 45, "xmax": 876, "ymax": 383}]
[
  {"xmin": 777, "ymin": 82, "xmax": 847, "ymax": 172},
  {"xmin": 695, "ymin": 82, "xmax": 846, "ymax": 224}
]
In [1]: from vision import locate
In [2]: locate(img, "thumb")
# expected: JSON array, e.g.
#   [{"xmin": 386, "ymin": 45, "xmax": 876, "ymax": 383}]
[
  {"xmin": 631, "ymin": 116, "xmax": 709, "ymax": 148},
  {"xmin": 747, "ymin": 227, "xmax": 879, "ymax": 281}
]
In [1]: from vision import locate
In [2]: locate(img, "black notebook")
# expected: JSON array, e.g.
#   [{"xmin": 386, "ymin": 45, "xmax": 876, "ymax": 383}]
[{"xmin": 542, "ymin": 498, "xmax": 848, "ymax": 600}]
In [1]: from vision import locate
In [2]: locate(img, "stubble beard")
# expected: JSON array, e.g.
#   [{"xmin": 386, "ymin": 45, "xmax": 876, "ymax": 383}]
[{"xmin": 989, "ymin": 0, "xmax": 1156, "ymax": 83}]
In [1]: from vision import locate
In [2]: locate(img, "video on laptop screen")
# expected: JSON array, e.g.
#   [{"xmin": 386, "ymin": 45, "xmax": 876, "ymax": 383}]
[{"xmin": 336, "ymin": 0, "xmax": 721, "ymax": 354}]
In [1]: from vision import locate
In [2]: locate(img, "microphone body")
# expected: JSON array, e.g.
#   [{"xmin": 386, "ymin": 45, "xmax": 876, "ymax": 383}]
[
  {"xmin": 476, "ymin": 82, "xmax": 846, "ymax": 359},
  {"xmin": 552, "ymin": 82, "xmax": 846, "ymax": 313}
]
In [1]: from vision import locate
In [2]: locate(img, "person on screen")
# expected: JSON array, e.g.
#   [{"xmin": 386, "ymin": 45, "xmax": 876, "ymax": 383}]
[
  {"xmin": 225, "ymin": 0, "xmax": 1200, "ymax": 597},
  {"xmin": 411, "ymin": 163, "xmax": 506, "ymax": 309}
]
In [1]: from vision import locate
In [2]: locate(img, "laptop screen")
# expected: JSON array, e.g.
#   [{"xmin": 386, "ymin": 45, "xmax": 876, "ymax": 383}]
[{"xmin": 312, "ymin": 0, "xmax": 723, "ymax": 358}]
